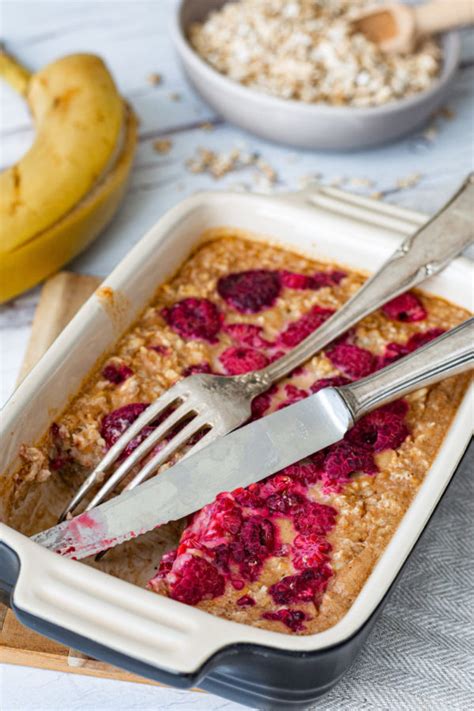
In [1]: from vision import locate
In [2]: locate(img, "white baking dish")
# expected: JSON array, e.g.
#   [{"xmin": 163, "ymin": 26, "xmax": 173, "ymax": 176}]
[{"xmin": 0, "ymin": 187, "xmax": 472, "ymax": 706}]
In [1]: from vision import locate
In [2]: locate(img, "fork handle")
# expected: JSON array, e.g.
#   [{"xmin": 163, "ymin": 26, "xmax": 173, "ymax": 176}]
[
  {"xmin": 338, "ymin": 318, "xmax": 474, "ymax": 419},
  {"xmin": 254, "ymin": 173, "xmax": 474, "ymax": 387}
]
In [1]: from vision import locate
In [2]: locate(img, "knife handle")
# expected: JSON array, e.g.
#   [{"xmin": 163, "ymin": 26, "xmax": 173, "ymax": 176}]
[
  {"xmin": 338, "ymin": 318, "xmax": 474, "ymax": 420},
  {"xmin": 256, "ymin": 174, "xmax": 474, "ymax": 386}
]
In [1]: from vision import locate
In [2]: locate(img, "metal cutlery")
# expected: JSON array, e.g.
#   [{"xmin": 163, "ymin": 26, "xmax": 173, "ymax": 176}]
[
  {"xmin": 34, "ymin": 317, "xmax": 474, "ymax": 560},
  {"xmin": 59, "ymin": 174, "xmax": 474, "ymax": 523}
]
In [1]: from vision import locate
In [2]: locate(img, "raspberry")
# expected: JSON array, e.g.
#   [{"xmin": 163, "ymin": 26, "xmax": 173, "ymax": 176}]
[
  {"xmin": 280, "ymin": 271, "xmax": 313, "ymax": 290},
  {"xmin": 189, "ymin": 493, "xmax": 243, "ymax": 545},
  {"xmin": 323, "ymin": 441, "xmax": 378, "ymax": 489},
  {"xmin": 100, "ymin": 403, "xmax": 149, "ymax": 449},
  {"xmin": 292, "ymin": 534, "xmax": 332, "ymax": 570},
  {"xmin": 277, "ymin": 384, "xmax": 309, "ymax": 410},
  {"xmin": 182, "ymin": 362, "xmax": 213, "ymax": 376},
  {"xmin": 223, "ymin": 322, "xmax": 272, "ymax": 348},
  {"xmin": 217, "ymin": 270, "xmax": 281, "ymax": 313},
  {"xmin": 326, "ymin": 343, "xmax": 376, "ymax": 380},
  {"xmin": 218, "ymin": 505, "xmax": 243, "ymax": 535},
  {"xmin": 49, "ymin": 456, "xmax": 69, "ymax": 471},
  {"xmin": 269, "ymin": 566, "xmax": 332, "ymax": 606},
  {"xmin": 237, "ymin": 595, "xmax": 256, "ymax": 607},
  {"xmin": 265, "ymin": 489, "xmax": 306, "ymax": 514},
  {"xmin": 310, "ymin": 376, "xmax": 350, "ymax": 394},
  {"xmin": 102, "ymin": 362, "xmax": 133, "ymax": 384},
  {"xmin": 347, "ymin": 404, "xmax": 409, "ymax": 452},
  {"xmin": 278, "ymin": 305, "xmax": 334, "ymax": 348},
  {"xmin": 50, "ymin": 422, "xmax": 61, "ymax": 439},
  {"xmin": 280, "ymin": 270, "xmax": 346, "ymax": 291},
  {"xmin": 219, "ymin": 346, "xmax": 269, "ymax": 374},
  {"xmin": 293, "ymin": 502, "xmax": 337, "ymax": 536},
  {"xmin": 310, "ymin": 270, "xmax": 346, "ymax": 288},
  {"xmin": 147, "ymin": 344, "xmax": 170, "ymax": 355},
  {"xmin": 229, "ymin": 515, "xmax": 275, "ymax": 580},
  {"xmin": 378, "ymin": 341, "xmax": 408, "ymax": 368},
  {"xmin": 238, "ymin": 516, "xmax": 275, "ymax": 557},
  {"xmin": 233, "ymin": 486, "xmax": 264, "ymax": 510},
  {"xmin": 379, "ymin": 328, "xmax": 445, "ymax": 368},
  {"xmin": 251, "ymin": 385, "xmax": 277, "ymax": 419},
  {"xmin": 267, "ymin": 349, "xmax": 286, "ymax": 364},
  {"xmin": 382, "ymin": 292, "xmax": 427, "ymax": 322},
  {"xmin": 262, "ymin": 609, "xmax": 307, "ymax": 631},
  {"xmin": 169, "ymin": 556, "xmax": 225, "ymax": 605},
  {"xmin": 213, "ymin": 544, "xmax": 231, "ymax": 571},
  {"xmin": 161, "ymin": 298, "xmax": 222, "ymax": 342},
  {"xmin": 258, "ymin": 474, "xmax": 293, "ymax": 498},
  {"xmin": 281, "ymin": 459, "xmax": 323, "ymax": 486},
  {"xmin": 407, "ymin": 328, "xmax": 445, "ymax": 351},
  {"xmin": 122, "ymin": 425, "xmax": 158, "ymax": 460},
  {"xmin": 156, "ymin": 549, "xmax": 177, "ymax": 578},
  {"xmin": 379, "ymin": 399, "xmax": 409, "ymax": 418}
]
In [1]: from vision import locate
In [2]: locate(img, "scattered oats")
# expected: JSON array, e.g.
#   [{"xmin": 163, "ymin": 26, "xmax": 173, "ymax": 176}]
[
  {"xmin": 298, "ymin": 174, "xmax": 321, "ymax": 189},
  {"xmin": 348, "ymin": 177, "xmax": 373, "ymax": 188},
  {"xmin": 148, "ymin": 72, "xmax": 162, "ymax": 86},
  {"xmin": 396, "ymin": 172, "xmax": 422, "ymax": 189},
  {"xmin": 153, "ymin": 139, "xmax": 172, "ymax": 154},
  {"xmin": 422, "ymin": 126, "xmax": 438, "ymax": 142},
  {"xmin": 255, "ymin": 158, "xmax": 278, "ymax": 183},
  {"xmin": 252, "ymin": 172, "xmax": 275, "ymax": 194},
  {"xmin": 438, "ymin": 105, "xmax": 456, "ymax": 120},
  {"xmin": 189, "ymin": 0, "xmax": 441, "ymax": 108},
  {"xmin": 185, "ymin": 146, "xmax": 277, "ymax": 182},
  {"xmin": 370, "ymin": 191, "xmax": 383, "ymax": 200},
  {"xmin": 228, "ymin": 181, "xmax": 251, "ymax": 192},
  {"xmin": 199, "ymin": 122, "xmax": 215, "ymax": 131},
  {"xmin": 169, "ymin": 92, "xmax": 181, "ymax": 101},
  {"xmin": 329, "ymin": 176, "xmax": 345, "ymax": 187}
]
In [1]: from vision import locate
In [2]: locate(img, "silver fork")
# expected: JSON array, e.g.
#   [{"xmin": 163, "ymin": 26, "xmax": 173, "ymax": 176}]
[{"xmin": 59, "ymin": 174, "xmax": 474, "ymax": 522}]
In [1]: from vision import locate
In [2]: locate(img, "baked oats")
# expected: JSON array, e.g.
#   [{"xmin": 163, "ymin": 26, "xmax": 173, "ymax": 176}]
[{"xmin": 6, "ymin": 232, "xmax": 470, "ymax": 635}]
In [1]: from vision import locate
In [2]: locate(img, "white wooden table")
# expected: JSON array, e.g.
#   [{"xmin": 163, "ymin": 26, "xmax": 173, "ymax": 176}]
[{"xmin": 1, "ymin": 2, "xmax": 473, "ymax": 709}]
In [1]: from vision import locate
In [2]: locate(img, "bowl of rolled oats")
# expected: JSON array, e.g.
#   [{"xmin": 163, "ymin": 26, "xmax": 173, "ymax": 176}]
[{"xmin": 173, "ymin": 0, "xmax": 460, "ymax": 150}]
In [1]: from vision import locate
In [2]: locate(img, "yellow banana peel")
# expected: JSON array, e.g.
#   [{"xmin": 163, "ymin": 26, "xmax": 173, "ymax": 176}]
[{"xmin": 0, "ymin": 51, "xmax": 137, "ymax": 303}]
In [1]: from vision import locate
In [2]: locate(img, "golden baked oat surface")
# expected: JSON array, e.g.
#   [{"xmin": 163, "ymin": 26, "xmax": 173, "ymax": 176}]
[{"xmin": 7, "ymin": 232, "xmax": 470, "ymax": 635}]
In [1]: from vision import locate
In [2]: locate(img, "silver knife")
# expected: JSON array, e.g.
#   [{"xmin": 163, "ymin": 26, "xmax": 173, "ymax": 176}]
[{"xmin": 32, "ymin": 319, "xmax": 473, "ymax": 559}]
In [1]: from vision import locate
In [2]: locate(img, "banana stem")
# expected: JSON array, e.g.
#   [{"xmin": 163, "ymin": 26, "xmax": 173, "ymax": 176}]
[{"xmin": 0, "ymin": 46, "xmax": 31, "ymax": 96}]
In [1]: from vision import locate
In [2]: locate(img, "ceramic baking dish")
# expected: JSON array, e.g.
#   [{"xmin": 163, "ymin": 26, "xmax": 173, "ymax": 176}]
[{"xmin": 1, "ymin": 187, "xmax": 472, "ymax": 709}]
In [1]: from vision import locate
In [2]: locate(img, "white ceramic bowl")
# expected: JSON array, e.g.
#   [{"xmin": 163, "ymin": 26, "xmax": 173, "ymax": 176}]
[{"xmin": 172, "ymin": 0, "xmax": 461, "ymax": 151}]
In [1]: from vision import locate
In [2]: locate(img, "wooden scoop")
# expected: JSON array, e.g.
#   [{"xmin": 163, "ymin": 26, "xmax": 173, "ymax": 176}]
[{"xmin": 353, "ymin": 1, "xmax": 474, "ymax": 54}]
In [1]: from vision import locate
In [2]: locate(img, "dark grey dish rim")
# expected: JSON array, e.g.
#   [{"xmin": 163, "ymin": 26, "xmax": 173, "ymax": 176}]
[{"xmin": 2, "ymin": 438, "xmax": 471, "ymax": 708}]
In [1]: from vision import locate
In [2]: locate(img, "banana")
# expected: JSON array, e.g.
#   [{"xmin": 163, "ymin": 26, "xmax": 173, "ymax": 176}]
[{"xmin": 0, "ymin": 51, "xmax": 137, "ymax": 303}]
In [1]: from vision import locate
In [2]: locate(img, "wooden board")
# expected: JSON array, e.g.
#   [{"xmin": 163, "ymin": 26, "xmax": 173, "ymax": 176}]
[{"xmin": 0, "ymin": 272, "xmax": 165, "ymax": 686}]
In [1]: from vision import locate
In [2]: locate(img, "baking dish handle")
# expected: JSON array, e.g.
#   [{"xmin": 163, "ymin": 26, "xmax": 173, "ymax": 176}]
[{"xmin": 0, "ymin": 525, "xmax": 226, "ymax": 686}]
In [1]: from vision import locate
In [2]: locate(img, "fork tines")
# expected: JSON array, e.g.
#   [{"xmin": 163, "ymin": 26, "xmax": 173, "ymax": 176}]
[{"xmin": 59, "ymin": 380, "xmax": 212, "ymax": 523}]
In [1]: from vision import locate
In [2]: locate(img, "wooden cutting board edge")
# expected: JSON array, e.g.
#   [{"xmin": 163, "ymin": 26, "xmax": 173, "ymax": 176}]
[{"xmin": 0, "ymin": 272, "xmax": 176, "ymax": 688}]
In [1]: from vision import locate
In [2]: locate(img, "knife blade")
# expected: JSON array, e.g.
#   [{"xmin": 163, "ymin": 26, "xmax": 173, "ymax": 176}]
[{"xmin": 31, "ymin": 387, "xmax": 352, "ymax": 559}]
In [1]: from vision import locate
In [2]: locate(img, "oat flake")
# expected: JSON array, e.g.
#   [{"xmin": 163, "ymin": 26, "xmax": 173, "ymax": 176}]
[{"xmin": 189, "ymin": 0, "xmax": 441, "ymax": 108}]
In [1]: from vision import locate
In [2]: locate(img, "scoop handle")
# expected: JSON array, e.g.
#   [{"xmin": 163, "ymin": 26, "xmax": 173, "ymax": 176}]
[
  {"xmin": 339, "ymin": 318, "xmax": 474, "ymax": 419},
  {"xmin": 415, "ymin": 1, "xmax": 474, "ymax": 37}
]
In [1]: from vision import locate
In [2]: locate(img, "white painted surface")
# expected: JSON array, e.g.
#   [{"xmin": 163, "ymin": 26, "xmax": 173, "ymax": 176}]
[{"xmin": 0, "ymin": 1, "xmax": 473, "ymax": 709}]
